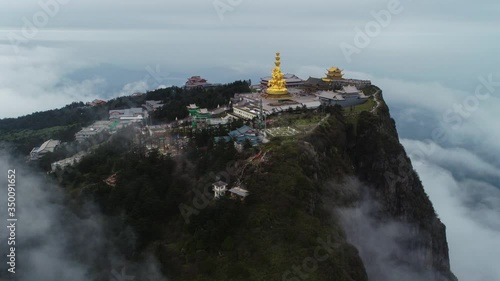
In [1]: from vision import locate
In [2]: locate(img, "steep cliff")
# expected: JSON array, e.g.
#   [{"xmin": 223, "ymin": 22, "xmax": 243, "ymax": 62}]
[{"xmin": 303, "ymin": 89, "xmax": 458, "ymax": 281}]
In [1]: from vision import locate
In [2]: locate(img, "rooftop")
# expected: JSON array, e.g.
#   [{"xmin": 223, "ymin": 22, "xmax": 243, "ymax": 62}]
[
  {"xmin": 318, "ymin": 91, "xmax": 345, "ymax": 101},
  {"xmin": 328, "ymin": 67, "xmax": 342, "ymax": 72},
  {"xmin": 304, "ymin": 77, "xmax": 328, "ymax": 86},
  {"xmin": 261, "ymin": 73, "xmax": 304, "ymax": 83},
  {"xmin": 109, "ymin": 108, "xmax": 143, "ymax": 116},
  {"xmin": 145, "ymin": 100, "xmax": 163, "ymax": 106},
  {"xmin": 338, "ymin": 85, "xmax": 359, "ymax": 93},
  {"xmin": 229, "ymin": 125, "xmax": 255, "ymax": 138},
  {"xmin": 213, "ymin": 181, "xmax": 228, "ymax": 187},
  {"xmin": 229, "ymin": 187, "xmax": 249, "ymax": 197},
  {"xmin": 37, "ymin": 139, "xmax": 60, "ymax": 153}
]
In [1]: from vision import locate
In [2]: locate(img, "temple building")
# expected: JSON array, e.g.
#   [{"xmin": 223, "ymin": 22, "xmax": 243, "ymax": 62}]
[
  {"xmin": 318, "ymin": 85, "xmax": 368, "ymax": 107},
  {"xmin": 232, "ymin": 106, "xmax": 259, "ymax": 120},
  {"xmin": 212, "ymin": 181, "xmax": 228, "ymax": 199},
  {"xmin": 75, "ymin": 121, "xmax": 112, "ymax": 142},
  {"xmin": 185, "ymin": 76, "xmax": 215, "ymax": 89},
  {"xmin": 304, "ymin": 66, "xmax": 371, "ymax": 91},
  {"xmin": 227, "ymin": 125, "xmax": 259, "ymax": 144},
  {"xmin": 30, "ymin": 139, "xmax": 61, "ymax": 161},
  {"xmin": 186, "ymin": 104, "xmax": 212, "ymax": 128},
  {"xmin": 303, "ymin": 77, "xmax": 330, "ymax": 91},
  {"xmin": 262, "ymin": 52, "xmax": 293, "ymax": 100},
  {"xmin": 143, "ymin": 100, "xmax": 164, "ymax": 112},
  {"xmin": 187, "ymin": 104, "xmax": 200, "ymax": 115},
  {"xmin": 260, "ymin": 73, "xmax": 304, "ymax": 88},
  {"xmin": 322, "ymin": 67, "xmax": 344, "ymax": 82},
  {"xmin": 87, "ymin": 99, "xmax": 107, "ymax": 107},
  {"xmin": 337, "ymin": 85, "xmax": 363, "ymax": 96},
  {"xmin": 228, "ymin": 186, "xmax": 249, "ymax": 201},
  {"xmin": 109, "ymin": 108, "xmax": 144, "ymax": 120}
]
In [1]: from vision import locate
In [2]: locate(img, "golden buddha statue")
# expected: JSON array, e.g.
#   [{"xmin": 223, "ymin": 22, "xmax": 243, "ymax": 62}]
[{"xmin": 266, "ymin": 52, "xmax": 290, "ymax": 96}]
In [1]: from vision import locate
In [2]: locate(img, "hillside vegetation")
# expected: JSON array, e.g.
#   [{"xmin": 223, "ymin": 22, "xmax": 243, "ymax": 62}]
[{"xmin": 0, "ymin": 85, "xmax": 457, "ymax": 281}]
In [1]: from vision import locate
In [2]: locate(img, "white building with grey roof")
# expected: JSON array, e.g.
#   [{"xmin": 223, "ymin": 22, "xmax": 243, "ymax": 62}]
[
  {"xmin": 109, "ymin": 108, "xmax": 144, "ymax": 120},
  {"xmin": 30, "ymin": 139, "xmax": 61, "ymax": 160},
  {"xmin": 317, "ymin": 85, "xmax": 368, "ymax": 107}
]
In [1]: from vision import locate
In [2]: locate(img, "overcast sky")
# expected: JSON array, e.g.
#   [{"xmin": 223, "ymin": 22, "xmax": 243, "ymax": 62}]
[
  {"xmin": 0, "ymin": 0, "xmax": 499, "ymax": 280},
  {"xmin": 1, "ymin": 0, "xmax": 499, "ymax": 118}
]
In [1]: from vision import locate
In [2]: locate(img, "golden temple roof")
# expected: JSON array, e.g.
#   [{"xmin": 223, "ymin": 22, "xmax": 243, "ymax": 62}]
[{"xmin": 328, "ymin": 67, "xmax": 342, "ymax": 72}]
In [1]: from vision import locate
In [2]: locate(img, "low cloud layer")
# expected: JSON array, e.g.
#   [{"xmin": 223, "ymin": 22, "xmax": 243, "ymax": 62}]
[
  {"xmin": 0, "ymin": 152, "xmax": 166, "ymax": 281},
  {"xmin": 402, "ymin": 139, "xmax": 500, "ymax": 183},
  {"xmin": 0, "ymin": 44, "xmax": 103, "ymax": 118},
  {"xmin": 377, "ymin": 75, "xmax": 500, "ymax": 281},
  {"xmin": 402, "ymin": 140, "xmax": 500, "ymax": 281},
  {"xmin": 340, "ymin": 198, "xmax": 441, "ymax": 281}
]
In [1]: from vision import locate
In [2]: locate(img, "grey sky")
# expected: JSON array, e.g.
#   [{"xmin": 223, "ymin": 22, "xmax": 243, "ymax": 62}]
[
  {"xmin": 0, "ymin": 1, "xmax": 499, "ymax": 280},
  {"xmin": 1, "ymin": 0, "xmax": 498, "ymax": 118}
]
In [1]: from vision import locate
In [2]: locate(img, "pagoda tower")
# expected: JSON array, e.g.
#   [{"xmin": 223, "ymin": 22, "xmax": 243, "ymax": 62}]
[
  {"xmin": 322, "ymin": 67, "xmax": 344, "ymax": 82},
  {"xmin": 264, "ymin": 52, "xmax": 292, "ymax": 100}
]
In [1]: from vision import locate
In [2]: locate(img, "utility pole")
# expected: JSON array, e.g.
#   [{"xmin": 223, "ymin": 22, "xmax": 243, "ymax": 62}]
[{"xmin": 259, "ymin": 98, "xmax": 264, "ymax": 130}]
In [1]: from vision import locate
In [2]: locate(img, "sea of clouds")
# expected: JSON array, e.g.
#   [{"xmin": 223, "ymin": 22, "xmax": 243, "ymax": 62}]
[{"xmin": 381, "ymin": 76, "xmax": 500, "ymax": 281}]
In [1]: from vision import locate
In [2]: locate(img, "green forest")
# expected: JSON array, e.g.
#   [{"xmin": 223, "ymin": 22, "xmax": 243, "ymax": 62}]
[
  {"xmin": 54, "ymin": 106, "xmax": 369, "ymax": 281},
  {"xmin": 0, "ymin": 80, "xmax": 250, "ymax": 155}
]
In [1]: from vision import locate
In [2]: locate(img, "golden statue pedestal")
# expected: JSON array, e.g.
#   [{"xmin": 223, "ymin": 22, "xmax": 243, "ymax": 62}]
[
  {"xmin": 266, "ymin": 88, "xmax": 288, "ymax": 95},
  {"xmin": 262, "ymin": 93, "xmax": 293, "ymax": 100}
]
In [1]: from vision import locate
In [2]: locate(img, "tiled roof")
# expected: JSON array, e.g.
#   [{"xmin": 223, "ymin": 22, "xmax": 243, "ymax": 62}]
[
  {"xmin": 229, "ymin": 187, "xmax": 249, "ymax": 197},
  {"xmin": 213, "ymin": 181, "xmax": 228, "ymax": 187}
]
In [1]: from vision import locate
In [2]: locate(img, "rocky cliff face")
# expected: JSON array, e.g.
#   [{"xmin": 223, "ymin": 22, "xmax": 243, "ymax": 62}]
[
  {"xmin": 305, "ymin": 89, "xmax": 458, "ymax": 281},
  {"xmin": 352, "ymin": 92, "xmax": 457, "ymax": 281}
]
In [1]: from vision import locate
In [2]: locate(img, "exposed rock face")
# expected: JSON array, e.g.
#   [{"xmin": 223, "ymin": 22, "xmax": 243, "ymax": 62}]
[
  {"xmin": 306, "ymin": 89, "xmax": 458, "ymax": 281},
  {"xmin": 350, "ymin": 91, "xmax": 457, "ymax": 281}
]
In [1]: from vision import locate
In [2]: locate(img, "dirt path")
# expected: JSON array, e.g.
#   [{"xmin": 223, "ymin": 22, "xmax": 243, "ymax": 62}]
[{"xmin": 371, "ymin": 90, "xmax": 382, "ymax": 113}]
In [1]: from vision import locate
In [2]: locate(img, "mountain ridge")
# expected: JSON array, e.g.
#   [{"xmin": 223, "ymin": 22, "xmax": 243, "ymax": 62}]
[{"xmin": 0, "ymin": 84, "xmax": 457, "ymax": 281}]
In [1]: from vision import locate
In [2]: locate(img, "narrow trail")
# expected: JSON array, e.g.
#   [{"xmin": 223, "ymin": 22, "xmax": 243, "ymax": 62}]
[
  {"xmin": 371, "ymin": 90, "xmax": 382, "ymax": 113},
  {"xmin": 304, "ymin": 113, "xmax": 331, "ymax": 134}
]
